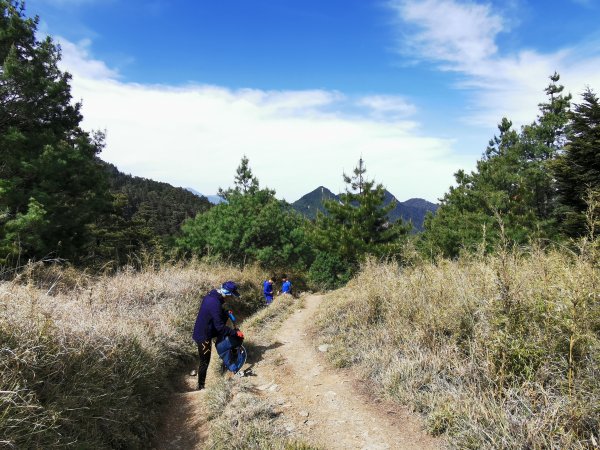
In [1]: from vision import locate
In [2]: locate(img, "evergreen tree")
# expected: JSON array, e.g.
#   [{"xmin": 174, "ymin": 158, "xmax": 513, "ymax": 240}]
[
  {"xmin": 217, "ymin": 155, "xmax": 263, "ymax": 200},
  {"xmin": 422, "ymin": 75, "xmax": 571, "ymax": 257},
  {"xmin": 310, "ymin": 158, "xmax": 409, "ymax": 286},
  {"xmin": 553, "ymin": 88, "xmax": 600, "ymax": 236},
  {"xmin": 179, "ymin": 157, "xmax": 312, "ymax": 270},
  {"xmin": 0, "ymin": 1, "xmax": 110, "ymax": 264},
  {"xmin": 343, "ymin": 157, "xmax": 367, "ymax": 194}
]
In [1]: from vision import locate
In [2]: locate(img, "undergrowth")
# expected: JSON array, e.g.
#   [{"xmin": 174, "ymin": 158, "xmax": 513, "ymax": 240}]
[{"xmin": 314, "ymin": 246, "xmax": 600, "ymax": 449}]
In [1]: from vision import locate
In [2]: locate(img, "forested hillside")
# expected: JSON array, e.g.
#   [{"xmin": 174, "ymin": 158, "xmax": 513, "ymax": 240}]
[{"xmin": 104, "ymin": 162, "xmax": 211, "ymax": 237}]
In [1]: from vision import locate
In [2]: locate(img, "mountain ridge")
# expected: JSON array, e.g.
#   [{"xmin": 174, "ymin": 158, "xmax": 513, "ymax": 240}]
[{"xmin": 291, "ymin": 186, "xmax": 438, "ymax": 231}]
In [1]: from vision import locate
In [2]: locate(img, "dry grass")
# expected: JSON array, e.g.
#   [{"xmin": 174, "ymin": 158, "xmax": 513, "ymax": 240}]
[
  {"xmin": 0, "ymin": 261, "xmax": 265, "ymax": 449},
  {"xmin": 313, "ymin": 248, "xmax": 600, "ymax": 449},
  {"xmin": 202, "ymin": 294, "xmax": 321, "ymax": 450}
]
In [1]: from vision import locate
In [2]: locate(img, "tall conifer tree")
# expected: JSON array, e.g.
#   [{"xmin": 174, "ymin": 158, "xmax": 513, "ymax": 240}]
[
  {"xmin": 422, "ymin": 74, "xmax": 571, "ymax": 257},
  {"xmin": 310, "ymin": 158, "xmax": 409, "ymax": 285},
  {"xmin": 554, "ymin": 88, "xmax": 600, "ymax": 236},
  {"xmin": 0, "ymin": 0, "xmax": 110, "ymax": 263}
]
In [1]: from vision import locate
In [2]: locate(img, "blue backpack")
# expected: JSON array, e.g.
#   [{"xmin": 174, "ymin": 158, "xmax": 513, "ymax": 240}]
[
  {"xmin": 216, "ymin": 310, "xmax": 247, "ymax": 373},
  {"xmin": 216, "ymin": 335, "xmax": 247, "ymax": 373}
]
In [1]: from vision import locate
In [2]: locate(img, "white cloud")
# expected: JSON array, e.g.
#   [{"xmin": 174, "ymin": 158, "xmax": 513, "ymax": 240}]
[
  {"xmin": 58, "ymin": 38, "xmax": 466, "ymax": 202},
  {"xmin": 357, "ymin": 95, "xmax": 417, "ymax": 119},
  {"xmin": 392, "ymin": 0, "xmax": 504, "ymax": 67},
  {"xmin": 59, "ymin": 38, "xmax": 119, "ymax": 80},
  {"xmin": 390, "ymin": 0, "xmax": 600, "ymax": 127}
]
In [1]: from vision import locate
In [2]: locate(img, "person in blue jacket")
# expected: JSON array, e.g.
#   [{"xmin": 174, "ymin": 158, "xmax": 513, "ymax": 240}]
[
  {"xmin": 192, "ymin": 281, "xmax": 244, "ymax": 390},
  {"xmin": 280, "ymin": 275, "xmax": 292, "ymax": 295},
  {"xmin": 263, "ymin": 277, "xmax": 274, "ymax": 305}
]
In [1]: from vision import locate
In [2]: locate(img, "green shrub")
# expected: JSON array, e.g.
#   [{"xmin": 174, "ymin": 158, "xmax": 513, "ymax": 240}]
[{"xmin": 308, "ymin": 252, "xmax": 353, "ymax": 290}]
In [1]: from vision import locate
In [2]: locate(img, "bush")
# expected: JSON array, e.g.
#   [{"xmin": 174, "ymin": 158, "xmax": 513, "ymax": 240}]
[{"xmin": 307, "ymin": 252, "xmax": 353, "ymax": 290}]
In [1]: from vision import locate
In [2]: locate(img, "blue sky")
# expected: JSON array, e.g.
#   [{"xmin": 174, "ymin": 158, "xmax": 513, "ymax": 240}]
[{"xmin": 26, "ymin": 0, "xmax": 600, "ymax": 202}]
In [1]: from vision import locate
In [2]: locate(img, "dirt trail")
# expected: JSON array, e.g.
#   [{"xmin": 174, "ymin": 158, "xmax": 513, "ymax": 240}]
[
  {"xmin": 250, "ymin": 294, "xmax": 441, "ymax": 449},
  {"xmin": 152, "ymin": 362, "xmax": 211, "ymax": 449},
  {"xmin": 154, "ymin": 294, "xmax": 442, "ymax": 449}
]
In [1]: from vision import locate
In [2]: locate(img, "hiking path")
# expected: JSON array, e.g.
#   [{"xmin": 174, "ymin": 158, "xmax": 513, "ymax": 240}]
[{"xmin": 154, "ymin": 294, "xmax": 443, "ymax": 449}]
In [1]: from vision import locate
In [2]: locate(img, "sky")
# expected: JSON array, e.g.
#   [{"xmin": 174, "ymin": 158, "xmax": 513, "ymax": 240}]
[{"xmin": 25, "ymin": 0, "xmax": 600, "ymax": 202}]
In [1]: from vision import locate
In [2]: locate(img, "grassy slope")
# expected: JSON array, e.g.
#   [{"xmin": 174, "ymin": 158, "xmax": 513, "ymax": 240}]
[
  {"xmin": 313, "ymin": 249, "xmax": 600, "ymax": 449},
  {"xmin": 4, "ymin": 247, "xmax": 598, "ymax": 449},
  {"xmin": 0, "ymin": 262, "xmax": 265, "ymax": 448}
]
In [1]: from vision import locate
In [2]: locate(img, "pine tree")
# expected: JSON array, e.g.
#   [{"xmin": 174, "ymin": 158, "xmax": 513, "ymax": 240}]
[
  {"xmin": 343, "ymin": 156, "xmax": 367, "ymax": 194},
  {"xmin": 554, "ymin": 88, "xmax": 600, "ymax": 236},
  {"xmin": 0, "ymin": 1, "xmax": 111, "ymax": 264},
  {"xmin": 179, "ymin": 158, "xmax": 311, "ymax": 270},
  {"xmin": 422, "ymin": 74, "xmax": 571, "ymax": 257},
  {"xmin": 217, "ymin": 155, "xmax": 262, "ymax": 200},
  {"xmin": 310, "ymin": 158, "xmax": 409, "ymax": 285}
]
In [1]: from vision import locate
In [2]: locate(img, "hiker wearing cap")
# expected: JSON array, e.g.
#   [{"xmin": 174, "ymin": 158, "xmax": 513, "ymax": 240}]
[
  {"xmin": 192, "ymin": 281, "xmax": 245, "ymax": 390},
  {"xmin": 263, "ymin": 277, "xmax": 274, "ymax": 305}
]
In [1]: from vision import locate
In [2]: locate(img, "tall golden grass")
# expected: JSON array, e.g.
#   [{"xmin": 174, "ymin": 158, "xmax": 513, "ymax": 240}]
[
  {"xmin": 314, "ymin": 247, "xmax": 599, "ymax": 449},
  {"xmin": 0, "ymin": 261, "xmax": 265, "ymax": 448}
]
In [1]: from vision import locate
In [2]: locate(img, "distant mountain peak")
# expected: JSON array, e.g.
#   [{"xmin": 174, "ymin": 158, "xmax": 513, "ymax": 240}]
[
  {"xmin": 402, "ymin": 198, "xmax": 438, "ymax": 211},
  {"xmin": 291, "ymin": 186, "xmax": 339, "ymax": 220},
  {"xmin": 185, "ymin": 188, "xmax": 226, "ymax": 205},
  {"xmin": 291, "ymin": 186, "xmax": 438, "ymax": 231}
]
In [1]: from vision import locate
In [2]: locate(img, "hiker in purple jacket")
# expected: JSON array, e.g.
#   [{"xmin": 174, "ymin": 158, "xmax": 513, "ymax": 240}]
[{"xmin": 192, "ymin": 281, "xmax": 244, "ymax": 390}]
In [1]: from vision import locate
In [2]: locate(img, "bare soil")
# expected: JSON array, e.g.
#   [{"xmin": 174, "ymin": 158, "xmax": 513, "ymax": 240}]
[{"xmin": 154, "ymin": 294, "xmax": 443, "ymax": 449}]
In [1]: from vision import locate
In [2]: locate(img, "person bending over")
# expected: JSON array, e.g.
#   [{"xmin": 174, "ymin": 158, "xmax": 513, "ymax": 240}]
[{"xmin": 192, "ymin": 281, "xmax": 244, "ymax": 390}]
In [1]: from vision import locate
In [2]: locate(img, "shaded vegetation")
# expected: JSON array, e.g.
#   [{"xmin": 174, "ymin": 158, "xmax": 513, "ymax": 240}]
[{"xmin": 0, "ymin": 0, "xmax": 111, "ymax": 265}]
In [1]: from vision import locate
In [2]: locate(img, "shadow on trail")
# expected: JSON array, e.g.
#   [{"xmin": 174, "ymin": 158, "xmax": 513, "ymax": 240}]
[
  {"xmin": 154, "ymin": 370, "xmax": 208, "ymax": 449},
  {"xmin": 243, "ymin": 341, "xmax": 284, "ymax": 372}
]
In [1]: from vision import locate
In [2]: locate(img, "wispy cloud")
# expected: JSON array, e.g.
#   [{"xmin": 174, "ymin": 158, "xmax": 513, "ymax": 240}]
[
  {"xmin": 392, "ymin": 0, "xmax": 504, "ymax": 68},
  {"xmin": 389, "ymin": 0, "xmax": 600, "ymax": 126},
  {"xmin": 59, "ymin": 39, "xmax": 119, "ymax": 80},
  {"xmin": 357, "ymin": 95, "xmax": 417, "ymax": 119},
  {"xmin": 58, "ymin": 38, "xmax": 466, "ymax": 202}
]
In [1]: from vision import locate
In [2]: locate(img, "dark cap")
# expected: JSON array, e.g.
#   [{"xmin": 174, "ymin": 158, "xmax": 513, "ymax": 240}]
[{"xmin": 221, "ymin": 281, "xmax": 240, "ymax": 297}]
